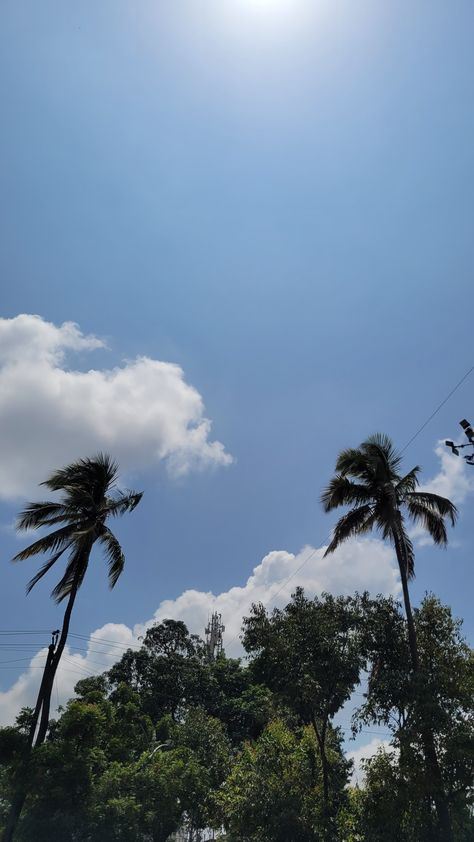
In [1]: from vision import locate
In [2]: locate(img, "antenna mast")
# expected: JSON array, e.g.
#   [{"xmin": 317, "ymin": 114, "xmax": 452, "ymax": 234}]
[{"xmin": 205, "ymin": 612, "xmax": 225, "ymax": 661}]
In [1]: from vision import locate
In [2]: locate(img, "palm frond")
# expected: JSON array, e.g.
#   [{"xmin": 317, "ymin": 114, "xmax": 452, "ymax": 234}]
[
  {"xmin": 363, "ymin": 434, "xmax": 402, "ymax": 471},
  {"xmin": 51, "ymin": 543, "xmax": 90, "ymax": 603},
  {"xmin": 321, "ymin": 476, "xmax": 372, "ymax": 512},
  {"xmin": 16, "ymin": 502, "xmax": 72, "ymax": 531},
  {"xmin": 361, "ymin": 435, "xmax": 402, "ymax": 483},
  {"xmin": 12, "ymin": 524, "xmax": 78, "ymax": 562},
  {"xmin": 335, "ymin": 448, "xmax": 372, "ymax": 480},
  {"xmin": 405, "ymin": 491, "xmax": 457, "ymax": 526},
  {"xmin": 98, "ymin": 527, "xmax": 125, "ymax": 588},
  {"xmin": 25, "ymin": 547, "xmax": 70, "ymax": 593},
  {"xmin": 106, "ymin": 491, "xmax": 144, "ymax": 518},
  {"xmin": 42, "ymin": 453, "xmax": 118, "ymax": 497},
  {"xmin": 395, "ymin": 467, "xmax": 420, "ymax": 497},
  {"xmin": 324, "ymin": 505, "xmax": 375, "ymax": 556},
  {"xmin": 405, "ymin": 499, "xmax": 449, "ymax": 546}
]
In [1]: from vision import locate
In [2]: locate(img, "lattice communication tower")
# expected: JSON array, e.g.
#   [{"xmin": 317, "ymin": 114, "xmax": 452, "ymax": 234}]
[{"xmin": 205, "ymin": 612, "xmax": 225, "ymax": 660}]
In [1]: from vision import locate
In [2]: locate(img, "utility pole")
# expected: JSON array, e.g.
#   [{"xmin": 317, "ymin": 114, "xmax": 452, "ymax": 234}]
[
  {"xmin": 205, "ymin": 613, "xmax": 225, "ymax": 661},
  {"xmin": 27, "ymin": 629, "xmax": 59, "ymax": 749},
  {"xmin": 2, "ymin": 629, "xmax": 60, "ymax": 842}
]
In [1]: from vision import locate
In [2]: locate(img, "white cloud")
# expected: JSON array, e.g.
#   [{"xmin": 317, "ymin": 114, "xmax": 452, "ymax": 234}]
[
  {"xmin": 420, "ymin": 443, "xmax": 474, "ymax": 506},
  {"xmin": 410, "ymin": 443, "xmax": 474, "ymax": 546},
  {"xmin": 347, "ymin": 737, "xmax": 395, "ymax": 785},
  {"xmin": 0, "ymin": 314, "xmax": 232, "ymax": 499},
  {"xmin": 140, "ymin": 539, "xmax": 400, "ymax": 655},
  {"xmin": 0, "ymin": 538, "xmax": 399, "ymax": 726}
]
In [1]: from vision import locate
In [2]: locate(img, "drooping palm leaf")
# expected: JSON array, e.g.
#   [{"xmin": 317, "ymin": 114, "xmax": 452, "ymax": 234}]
[
  {"xmin": 405, "ymin": 499, "xmax": 449, "ymax": 546},
  {"xmin": 12, "ymin": 524, "xmax": 78, "ymax": 562},
  {"xmin": 16, "ymin": 502, "xmax": 73, "ymax": 531},
  {"xmin": 50, "ymin": 538, "xmax": 93, "ymax": 603},
  {"xmin": 325, "ymin": 505, "xmax": 375, "ymax": 555},
  {"xmin": 98, "ymin": 526, "xmax": 126, "ymax": 588},
  {"xmin": 406, "ymin": 491, "xmax": 457, "ymax": 525},
  {"xmin": 25, "ymin": 547, "xmax": 70, "ymax": 594}
]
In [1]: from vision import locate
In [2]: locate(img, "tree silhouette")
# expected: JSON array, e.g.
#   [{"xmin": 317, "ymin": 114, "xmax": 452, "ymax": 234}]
[
  {"xmin": 322, "ymin": 433, "xmax": 457, "ymax": 841},
  {"xmin": 2, "ymin": 454, "xmax": 142, "ymax": 842}
]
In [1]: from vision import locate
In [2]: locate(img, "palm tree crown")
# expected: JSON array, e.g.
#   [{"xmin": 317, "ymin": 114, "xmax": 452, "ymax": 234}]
[
  {"xmin": 321, "ymin": 433, "xmax": 457, "ymax": 577},
  {"xmin": 13, "ymin": 453, "xmax": 142, "ymax": 601}
]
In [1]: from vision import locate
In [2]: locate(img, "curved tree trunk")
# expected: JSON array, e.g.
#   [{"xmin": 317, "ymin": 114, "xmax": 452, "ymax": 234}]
[
  {"xmin": 2, "ymin": 563, "xmax": 85, "ymax": 841},
  {"xmin": 35, "ymin": 578, "xmax": 80, "ymax": 746},
  {"xmin": 392, "ymin": 528, "xmax": 453, "ymax": 842}
]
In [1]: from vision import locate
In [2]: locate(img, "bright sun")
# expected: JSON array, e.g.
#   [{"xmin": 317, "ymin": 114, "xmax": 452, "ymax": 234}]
[
  {"xmin": 226, "ymin": 0, "xmax": 313, "ymax": 37},
  {"xmin": 239, "ymin": 0, "xmax": 296, "ymax": 11}
]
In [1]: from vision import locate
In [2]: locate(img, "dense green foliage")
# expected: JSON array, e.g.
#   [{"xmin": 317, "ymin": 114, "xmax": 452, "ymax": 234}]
[{"xmin": 0, "ymin": 598, "xmax": 472, "ymax": 841}]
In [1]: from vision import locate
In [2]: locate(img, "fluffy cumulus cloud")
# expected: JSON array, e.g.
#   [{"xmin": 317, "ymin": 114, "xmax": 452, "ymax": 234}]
[
  {"xmin": 141, "ymin": 538, "xmax": 399, "ymax": 653},
  {"xmin": 0, "ymin": 314, "xmax": 232, "ymax": 499},
  {"xmin": 0, "ymin": 538, "xmax": 399, "ymax": 726}
]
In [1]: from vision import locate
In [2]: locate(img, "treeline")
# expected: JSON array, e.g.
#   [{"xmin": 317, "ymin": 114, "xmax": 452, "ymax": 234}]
[{"xmin": 0, "ymin": 594, "xmax": 472, "ymax": 841}]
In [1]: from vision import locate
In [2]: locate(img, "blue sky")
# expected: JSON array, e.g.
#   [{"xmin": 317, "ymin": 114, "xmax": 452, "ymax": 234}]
[{"xmin": 0, "ymin": 1, "xmax": 473, "ymax": 753}]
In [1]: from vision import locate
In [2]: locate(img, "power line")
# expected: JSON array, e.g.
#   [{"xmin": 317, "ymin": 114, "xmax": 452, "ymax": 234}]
[
  {"xmin": 0, "ymin": 657, "xmax": 42, "ymax": 665},
  {"xmin": 0, "ymin": 630, "xmax": 52, "ymax": 635},
  {"xmin": 69, "ymin": 633, "xmax": 139, "ymax": 651},
  {"xmin": 401, "ymin": 362, "xmax": 474, "ymax": 453}
]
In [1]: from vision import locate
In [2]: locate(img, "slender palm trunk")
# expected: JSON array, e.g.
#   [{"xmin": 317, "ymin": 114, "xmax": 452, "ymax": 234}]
[
  {"xmin": 393, "ymin": 530, "xmax": 453, "ymax": 842},
  {"xmin": 35, "ymin": 575, "xmax": 80, "ymax": 746},
  {"xmin": 2, "ymin": 566, "xmax": 84, "ymax": 841}
]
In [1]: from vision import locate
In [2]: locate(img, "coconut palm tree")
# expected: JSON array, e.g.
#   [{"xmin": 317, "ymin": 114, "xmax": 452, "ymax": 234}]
[
  {"xmin": 2, "ymin": 454, "xmax": 142, "ymax": 842},
  {"xmin": 321, "ymin": 433, "xmax": 457, "ymax": 840},
  {"xmin": 15, "ymin": 453, "xmax": 143, "ymax": 745}
]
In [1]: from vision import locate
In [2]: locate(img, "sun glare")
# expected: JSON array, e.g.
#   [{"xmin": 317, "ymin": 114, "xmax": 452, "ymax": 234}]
[
  {"xmin": 237, "ymin": 0, "xmax": 302, "ymax": 15},
  {"xmin": 233, "ymin": 0, "xmax": 311, "ymax": 30}
]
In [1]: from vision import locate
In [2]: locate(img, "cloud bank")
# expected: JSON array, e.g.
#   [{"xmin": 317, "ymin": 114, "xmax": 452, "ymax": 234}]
[
  {"xmin": 0, "ymin": 538, "xmax": 399, "ymax": 726},
  {"xmin": 0, "ymin": 314, "xmax": 232, "ymax": 499}
]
